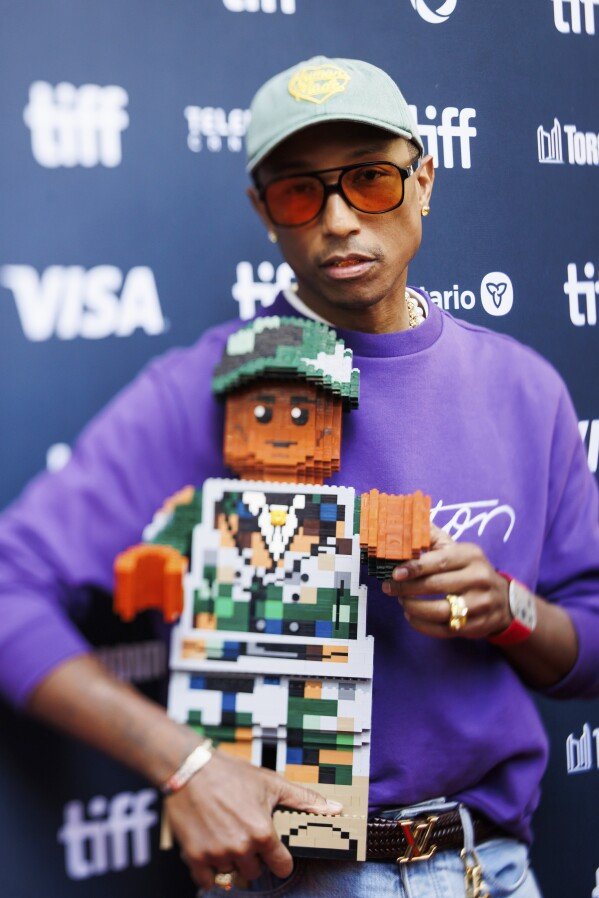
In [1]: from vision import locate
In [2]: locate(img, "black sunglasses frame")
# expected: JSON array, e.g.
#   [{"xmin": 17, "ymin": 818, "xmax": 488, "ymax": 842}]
[{"xmin": 258, "ymin": 159, "xmax": 419, "ymax": 228}]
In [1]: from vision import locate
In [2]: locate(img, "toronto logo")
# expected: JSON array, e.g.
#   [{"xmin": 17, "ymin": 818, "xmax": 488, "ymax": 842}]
[
  {"xmin": 566, "ymin": 722, "xmax": 599, "ymax": 774},
  {"xmin": 538, "ymin": 117, "xmax": 599, "ymax": 165},
  {"xmin": 409, "ymin": 0, "xmax": 458, "ymax": 24}
]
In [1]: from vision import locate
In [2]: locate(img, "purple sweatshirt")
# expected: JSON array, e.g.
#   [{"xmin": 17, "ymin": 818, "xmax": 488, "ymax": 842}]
[{"xmin": 1, "ymin": 289, "xmax": 598, "ymax": 843}]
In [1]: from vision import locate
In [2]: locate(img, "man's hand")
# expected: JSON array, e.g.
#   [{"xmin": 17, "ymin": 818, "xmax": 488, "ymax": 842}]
[
  {"xmin": 28, "ymin": 656, "xmax": 342, "ymax": 891},
  {"xmin": 380, "ymin": 522, "xmax": 578, "ymax": 689},
  {"xmin": 381, "ymin": 523, "xmax": 512, "ymax": 639},
  {"xmin": 167, "ymin": 751, "xmax": 341, "ymax": 891}
]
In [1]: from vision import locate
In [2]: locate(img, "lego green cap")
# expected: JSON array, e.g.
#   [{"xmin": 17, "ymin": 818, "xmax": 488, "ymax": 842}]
[
  {"xmin": 246, "ymin": 56, "xmax": 423, "ymax": 173},
  {"xmin": 212, "ymin": 316, "xmax": 360, "ymax": 410}
]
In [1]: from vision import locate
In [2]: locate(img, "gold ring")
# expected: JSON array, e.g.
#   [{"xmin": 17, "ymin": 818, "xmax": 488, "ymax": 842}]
[
  {"xmin": 446, "ymin": 594, "xmax": 468, "ymax": 631},
  {"xmin": 214, "ymin": 872, "xmax": 236, "ymax": 890}
]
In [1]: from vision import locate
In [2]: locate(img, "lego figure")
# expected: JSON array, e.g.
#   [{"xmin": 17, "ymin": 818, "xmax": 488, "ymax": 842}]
[{"xmin": 115, "ymin": 315, "xmax": 430, "ymax": 862}]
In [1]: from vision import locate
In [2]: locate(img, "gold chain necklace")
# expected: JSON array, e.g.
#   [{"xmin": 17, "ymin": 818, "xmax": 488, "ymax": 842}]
[{"xmin": 406, "ymin": 290, "xmax": 425, "ymax": 329}]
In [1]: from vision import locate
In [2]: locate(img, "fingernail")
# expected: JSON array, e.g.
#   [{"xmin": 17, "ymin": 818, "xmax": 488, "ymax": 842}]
[
  {"xmin": 393, "ymin": 566, "xmax": 409, "ymax": 581},
  {"xmin": 381, "ymin": 581, "xmax": 391, "ymax": 594},
  {"xmin": 326, "ymin": 800, "xmax": 343, "ymax": 812}
]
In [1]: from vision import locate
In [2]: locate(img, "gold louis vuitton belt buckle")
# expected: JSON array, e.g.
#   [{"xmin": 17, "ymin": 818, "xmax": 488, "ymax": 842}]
[{"xmin": 396, "ymin": 814, "xmax": 439, "ymax": 865}]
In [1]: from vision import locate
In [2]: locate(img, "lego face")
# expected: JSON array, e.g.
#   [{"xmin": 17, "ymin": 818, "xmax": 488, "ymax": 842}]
[{"xmin": 223, "ymin": 379, "xmax": 342, "ymax": 483}]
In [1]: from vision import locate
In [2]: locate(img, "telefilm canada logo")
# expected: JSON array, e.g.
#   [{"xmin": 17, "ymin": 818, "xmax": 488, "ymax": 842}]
[
  {"xmin": 23, "ymin": 81, "xmax": 129, "ymax": 168},
  {"xmin": 537, "ymin": 117, "xmax": 599, "ymax": 166},
  {"xmin": 222, "ymin": 0, "xmax": 296, "ymax": 12},
  {"xmin": 564, "ymin": 262, "xmax": 598, "ymax": 326},
  {"xmin": 566, "ymin": 722, "xmax": 599, "ymax": 774},
  {"xmin": 409, "ymin": 0, "xmax": 457, "ymax": 24},
  {"xmin": 426, "ymin": 272, "xmax": 514, "ymax": 317},
  {"xmin": 184, "ymin": 105, "xmax": 251, "ymax": 153},
  {"xmin": 57, "ymin": 788, "xmax": 158, "ymax": 880},
  {"xmin": 408, "ymin": 104, "xmax": 477, "ymax": 169},
  {"xmin": 552, "ymin": 0, "xmax": 599, "ymax": 34},
  {"xmin": 0, "ymin": 265, "xmax": 166, "ymax": 341}
]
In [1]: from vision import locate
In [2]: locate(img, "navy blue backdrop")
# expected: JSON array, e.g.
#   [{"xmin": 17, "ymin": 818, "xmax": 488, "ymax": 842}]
[{"xmin": 0, "ymin": 2, "xmax": 598, "ymax": 896}]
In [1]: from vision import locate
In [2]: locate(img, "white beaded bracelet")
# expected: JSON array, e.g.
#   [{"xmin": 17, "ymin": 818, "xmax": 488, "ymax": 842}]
[{"xmin": 161, "ymin": 739, "xmax": 214, "ymax": 796}]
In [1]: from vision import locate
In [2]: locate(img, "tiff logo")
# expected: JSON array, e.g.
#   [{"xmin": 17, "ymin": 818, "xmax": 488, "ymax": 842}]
[
  {"xmin": 553, "ymin": 0, "xmax": 599, "ymax": 34},
  {"xmin": 538, "ymin": 117, "xmax": 599, "ymax": 166},
  {"xmin": 222, "ymin": 0, "xmax": 296, "ymax": 11},
  {"xmin": 233, "ymin": 261, "xmax": 295, "ymax": 319},
  {"xmin": 579, "ymin": 420, "xmax": 599, "ymax": 474},
  {"xmin": 184, "ymin": 106, "xmax": 251, "ymax": 153},
  {"xmin": 57, "ymin": 789, "xmax": 158, "ymax": 880},
  {"xmin": 23, "ymin": 81, "xmax": 129, "ymax": 168},
  {"xmin": 409, "ymin": 104, "xmax": 477, "ymax": 168},
  {"xmin": 566, "ymin": 723, "xmax": 599, "ymax": 774},
  {"xmin": 564, "ymin": 262, "xmax": 598, "ymax": 326},
  {"xmin": 0, "ymin": 265, "xmax": 165, "ymax": 341}
]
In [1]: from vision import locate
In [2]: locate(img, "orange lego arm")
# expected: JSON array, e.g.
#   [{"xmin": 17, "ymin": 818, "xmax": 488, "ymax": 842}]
[
  {"xmin": 114, "ymin": 544, "xmax": 188, "ymax": 623},
  {"xmin": 359, "ymin": 489, "xmax": 431, "ymax": 579}
]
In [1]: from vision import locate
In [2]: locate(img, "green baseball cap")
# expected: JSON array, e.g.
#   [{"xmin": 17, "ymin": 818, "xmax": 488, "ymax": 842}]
[
  {"xmin": 212, "ymin": 316, "xmax": 360, "ymax": 410},
  {"xmin": 246, "ymin": 55, "xmax": 423, "ymax": 173}
]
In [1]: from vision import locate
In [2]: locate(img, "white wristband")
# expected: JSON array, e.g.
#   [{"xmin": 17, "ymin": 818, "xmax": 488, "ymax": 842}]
[{"xmin": 161, "ymin": 739, "xmax": 214, "ymax": 796}]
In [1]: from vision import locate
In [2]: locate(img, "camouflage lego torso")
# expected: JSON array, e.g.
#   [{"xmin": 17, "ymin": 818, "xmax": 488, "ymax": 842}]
[{"xmin": 162, "ymin": 479, "xmax": 373, "ymax": 861}]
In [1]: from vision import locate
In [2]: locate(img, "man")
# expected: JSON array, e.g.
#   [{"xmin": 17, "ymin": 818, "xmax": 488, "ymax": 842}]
[{"xmin": 0, "ymin": 56, "xmax": 598, "ymax": 898}]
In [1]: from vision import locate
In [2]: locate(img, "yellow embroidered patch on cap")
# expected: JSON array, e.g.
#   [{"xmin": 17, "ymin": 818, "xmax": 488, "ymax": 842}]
[{"xmin": 288, "ymin": 63, "xmax": 351, "ymax": 105}]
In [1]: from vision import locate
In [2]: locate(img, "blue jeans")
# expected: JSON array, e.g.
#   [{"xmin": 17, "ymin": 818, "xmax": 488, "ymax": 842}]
[{"xmin": 201, "ymin": 802, "xmax": 543, "ymax": 898}]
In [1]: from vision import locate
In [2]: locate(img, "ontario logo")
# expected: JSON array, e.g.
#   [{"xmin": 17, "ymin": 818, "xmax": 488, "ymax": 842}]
[
  {"xmin": 409, "ymin": 0, "xmax": 458, "ymax": 24},
  {"xmin": 426, "ymin": 272, "xmax": 514, "ymax": 317}
]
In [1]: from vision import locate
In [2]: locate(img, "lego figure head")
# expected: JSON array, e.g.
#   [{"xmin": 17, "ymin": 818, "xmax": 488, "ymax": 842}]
[{"xmin": 212, "ymin": 316, "xmax": 359, "ymax": 484}]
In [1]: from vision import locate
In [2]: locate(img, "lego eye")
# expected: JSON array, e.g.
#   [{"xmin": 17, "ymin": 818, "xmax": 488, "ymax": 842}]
[
  {"xmin": 254, "ymin": 404, "xmax": 272, "ymax": 423},
  {"xmin": 291, "ymin": 406, "xmax": 309, "ymax": 425}
]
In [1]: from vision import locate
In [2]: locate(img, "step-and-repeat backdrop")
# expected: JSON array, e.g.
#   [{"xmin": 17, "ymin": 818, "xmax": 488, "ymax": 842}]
[{"xmin": 0, "ymin": 2, "xmax": 597, "ymax": 896}]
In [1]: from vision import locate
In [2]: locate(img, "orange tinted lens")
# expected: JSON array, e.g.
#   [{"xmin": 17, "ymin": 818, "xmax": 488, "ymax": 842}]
[
  {"xmin": 342, "ymin": 164, "xmax": 403, "ymax": 212},
  {"xmin": 265, "ymin": 176, "xmax": 323, "ymax": 226}
]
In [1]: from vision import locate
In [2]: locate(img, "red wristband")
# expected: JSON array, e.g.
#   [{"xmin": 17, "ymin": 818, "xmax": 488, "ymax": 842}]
[{"xmin": 487, "ymin": 572, "xmax": 537, "ymax": 647}]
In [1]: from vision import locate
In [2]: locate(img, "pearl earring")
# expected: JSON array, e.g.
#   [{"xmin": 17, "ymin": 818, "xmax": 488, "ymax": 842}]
[{"xmin": 268, "ymin": 231, "xmax": 278, "ymax": 244}]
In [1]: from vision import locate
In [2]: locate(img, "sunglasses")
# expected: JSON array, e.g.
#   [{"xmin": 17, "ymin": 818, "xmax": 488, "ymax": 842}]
[{"xmin": 258, "ymin": 159, "xmax": 419, "ymax": 228}]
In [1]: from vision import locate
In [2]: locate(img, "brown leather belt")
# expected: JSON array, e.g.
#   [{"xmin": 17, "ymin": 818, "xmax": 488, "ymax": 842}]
[{"xmin": 367, "ymin": 808, "xmax": 504, "ymax": 863}]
